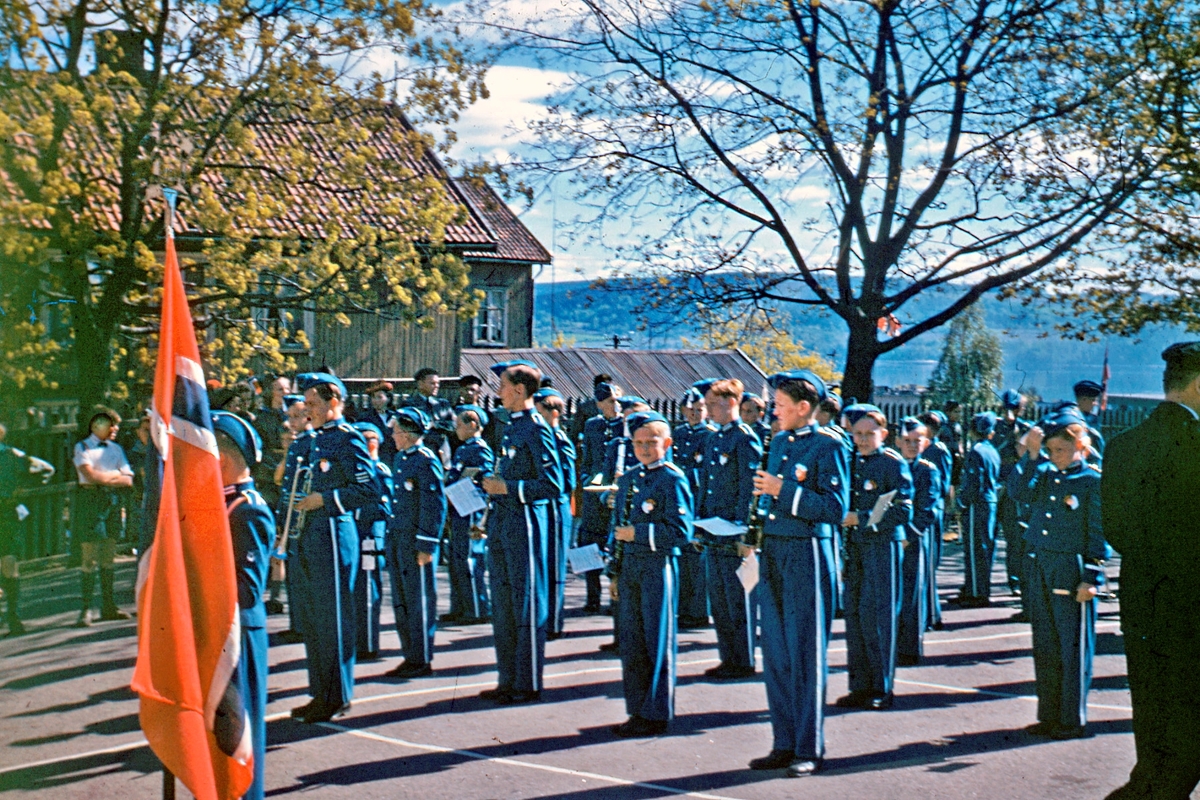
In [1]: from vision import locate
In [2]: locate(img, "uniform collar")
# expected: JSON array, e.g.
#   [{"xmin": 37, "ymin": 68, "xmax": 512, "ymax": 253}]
[
  {"xmin": 320, "ymin": 418, "xmax": 341, "ymax": 430},
  {"xmin": 85, "ymin": 433, "xmax": 107, "ymax": 448},
  {"xmin": 223, "ymin": 479, "xmax": 255, "ymax": 496},
  {"xmin": 404, "ymin": 443, "xmax": 423, "ymax": 454},
  {"xmin": 718, "ymin": 421, "xmax": 735, "ymax": 432},
  {"xmin": 790, "ymin": 424, "xmax": 816, "ymax": 437},
  {"xmin": 511, "ymin": 409, "xmax": 529, "ymax": 420},
  {"xmin": 1169, "ymin": 400, "xmax": 1200, "ymax": 421},
  {"xmin": 465, "ymin": 435, "xmax": 484, "ymax": 445}
]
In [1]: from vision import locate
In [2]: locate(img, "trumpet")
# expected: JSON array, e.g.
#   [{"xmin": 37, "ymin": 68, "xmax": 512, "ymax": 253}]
[{"xmin": 273, "ymin": 457, "xmax": 312, "ymax": 565}]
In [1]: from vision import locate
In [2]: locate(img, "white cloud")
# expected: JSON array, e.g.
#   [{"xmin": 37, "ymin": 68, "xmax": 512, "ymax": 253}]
[{"xmin": 452, "ymin": 65, "xmax": 574, "ymax": 162}]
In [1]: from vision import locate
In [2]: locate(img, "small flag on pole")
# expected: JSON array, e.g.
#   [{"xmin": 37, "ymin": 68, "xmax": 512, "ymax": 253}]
[
  {"xmin": 1100, "ymin": 346, "xmax": 1111, "ymax": 412},
  {"xmin": 131, "ymin": 189, "xmax": 254, "ymax": 800}
]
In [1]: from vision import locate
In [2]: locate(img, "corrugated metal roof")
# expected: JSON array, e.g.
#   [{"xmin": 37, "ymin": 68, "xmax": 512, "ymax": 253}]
[{"xmin": 460, "ymin": 348, "xmax": 769, "ymax": 403}]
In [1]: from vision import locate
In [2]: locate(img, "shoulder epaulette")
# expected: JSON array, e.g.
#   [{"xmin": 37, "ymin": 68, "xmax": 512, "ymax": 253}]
[
  {"xmin": 1085, "ymin": 463, "xmax": 1102, "ymax": 474},
  {"xmin": 665, "ymin": 462, "xmax": 686, "ymax": 478},
  {"xmin": 737, "ymin": 423, "xmax": 754, "ymax": 436},
  {"xmin": 10, "ymin": 447, "xmax": 25, "ymax": 458},
  {"xmin": 376, "ymin": 461, "xmax": 393, "ymax": 477},
  {"xmin": 918, "ymin": 458, "xmax": 936, "ymax": 469},
  {"xmin": 817, "ymin": 427, "xmax": 842, "ymax": 440},
  {"xmin": 883, "ymin": 447, "xmax": 904, "ymax": 460},
  {"xmin": 417, "ymin": 446, "xmax": 437, "ymax": 460}
]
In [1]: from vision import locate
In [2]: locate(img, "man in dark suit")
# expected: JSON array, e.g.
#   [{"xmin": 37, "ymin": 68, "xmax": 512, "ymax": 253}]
[{"xmin": 1101, "ymin": 342, "xmax": 1200, "ymax": 800}]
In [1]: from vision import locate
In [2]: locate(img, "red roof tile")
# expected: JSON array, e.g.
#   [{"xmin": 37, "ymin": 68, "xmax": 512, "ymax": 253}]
[{"xmin": 453, "ymin": 179, "xmax": 552, "ymax": 264}]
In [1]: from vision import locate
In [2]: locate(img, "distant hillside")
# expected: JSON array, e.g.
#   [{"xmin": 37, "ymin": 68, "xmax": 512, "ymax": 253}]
[{"xmin": 533, "ymin": 279, "xmax": 1185, "ymax": 399}]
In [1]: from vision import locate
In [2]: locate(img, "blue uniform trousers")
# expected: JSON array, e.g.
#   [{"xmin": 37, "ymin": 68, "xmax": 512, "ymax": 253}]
[
  {"xmin": 237, "ymin": 623, "xmax": 268, "ymax": 800},
  {"xmin": 547, "ymin": 496, "xmax": 571, "ymax": 634},
  {"xmin": 386, "ymin": 536, "xmax": 439, "ymax": 666},
  {"xmin": 829, "ymin": 527, "xmax": 845, "ymax": 618},
  {"xmin": 706, "ymin": 549, "xmax": 755, "ymax": 670},
  {"xmin": 1027, "ymin": 552, "xmax": 1095, "ymax": 729},
  {"xmin": 999, "ymin": 495, "xmax": 1024, "ymax": 594},
  {"xmin": 676, "ymin": 545, "xmax": 708, "ymax": 621},
  {"xmin": 297, "ymin": 518, "xmax": 357, "ymax": 709},
  {"xmin": 448, "ymin": 515, "xmax": 490, "ymax": 619},
  {"xmin": 844, "ymin": 537, "xmax": 903, "ymax": 696},
  {"xmin": 760, "ymin": 536, "xmax": 831, "ymax": 761},
  {"xmin": 579, "ymin": 494, "xmax": 610, "ymax": 607},
  {"xmin": 961, "ymin": 501, "xmax": 997, "ymax": 600},
  {"xmin": 898, "ymin": 534, "xmax": 927, "ymax": 661},
  {"xmin": 926, "ymin": 512, "xmax": 943, "ymax": 629},
  {"xmin": 489, "ymin": 501, "xmax": 550, "ymax": 693},
  {"xmin": 286, "ymin": 534, "xmax": 309, "ymax": 638},
  {"xmin": 618, "ymin": 553, "xmax": 678, "ymax": 721},
  {"xmin": 355, "ymin": 520, "xmax": 384, "ymax": 655}
]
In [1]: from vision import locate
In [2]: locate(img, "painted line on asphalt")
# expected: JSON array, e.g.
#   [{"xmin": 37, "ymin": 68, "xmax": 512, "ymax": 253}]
[
  {"xmin": 317, "ymin": 720, "xmax": 750, "ymax": 800},
  {"xmin": 895, "ymin": 678, "xmax": 1131, "ymax": 712},
  {"xmin": 0, "ymin": 738, "xmax": 149, "ymax": 776}
]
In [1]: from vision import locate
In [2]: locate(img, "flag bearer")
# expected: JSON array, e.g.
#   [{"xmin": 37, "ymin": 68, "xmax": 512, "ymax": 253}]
[
  {"xmin": 385, "ymin": 408, "xmax": 447, "ymax": 679},
  {"xmin": 697, "ymin": 379, "xmax": 763, "ymax": 681},
  {"xmin": 212, "ymin": 411, "xmax": 274, "ymax": 800},
  {"xmin": 610, "ymin": 412, "xmax": 694, "ymax": 738},
  {"xmin": 534, "ymin": 388, "xmax": 576, "ymax": 639},
  {"xmin": 479, "ymin": 361, "xmax": 564, "ymax": 705},
  {"xmin": 290, "ymin": 372, "xmax": 378, "ymax": 724},
  {"xmin": 351, "ymin": 422, "xmax": 391, "ymax": 662},
  {"xmin": 446, "ymin": 404, "xmax": 495, "ymax": 624},
  {"xmin": 837, "ymin": 405, "xmax": 913, "ymax": 711},
  {"xmin": 748, "ymin": 370, "xmax": 848, "ymax": 778},
  {"xmin": 1015, "ymin": 410, "xmax": 1105, "ymax": 740},
  {"xmin": 896, "ymin": 417, "xmax": 941, "ymax": 666}
]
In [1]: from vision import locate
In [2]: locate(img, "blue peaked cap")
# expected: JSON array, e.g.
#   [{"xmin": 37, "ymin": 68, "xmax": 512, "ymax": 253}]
[
  {"xmin": 455, "ymin": 404, "xmax": 490, "ymax": 428},
  {"xmin": 627, "ymin": 411, "xmax": 669, "ymax": 435},
  {"xmin": 394, "ymin": 406, "xmax": 430, "ymax": 433},
  {"xmin": 351, "ymin": 421, "xmax": 383, "ymax": 440},
  {"xmin": 212, "ymin": 411, "xmax": 263, "ymax": 467},
  {"xmin": 843, "ymin": 403, "xmax": 883, "ymax": 427},
  {"xmin": 489, "ymin": 360, "xmax": 537, "ymax": 378},
  {"xmin": 767, "ymin": 369, "xmax": 828, "ymax": 402},
  {"xmin": 973, "ymin": 411, "xmax": 997, "ymax": 434},
  {"xmin": 692, "ymin": 379, "xmax": 719, "ymax": 396},
  {"xmin": 533, "ymin": 388, "xmax": 564, "ymax": 403},
  {"xmin": 594, "ymin": 382, "xmax": 617, "ymax": 402},
  {"xmin": 296, "ymin": 372, "xmax": 347, "ymax": 399}
]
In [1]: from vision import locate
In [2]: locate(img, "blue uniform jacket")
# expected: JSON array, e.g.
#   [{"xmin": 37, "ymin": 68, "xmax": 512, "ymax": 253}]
[
  {"xmin": 908, "ymin": 456, "xmax": 942, "ymax": 538},
  {"xmin": 751, "ymin": 420, "xmax": 772, "ymax": 450},
  {"xmin": 308, "ymin": 421, "xmax": 379, "ymax": 523},
  {"xmin": 448, "ymin": 436, "xmax": 495, "ymax": 527},
  {"xmin": 357, "ymin": 460, "xmax": 393, "ymax": 528},
  {"xmin": 602, "ymin": 434, "xmax": 641, "ymax": 483},
  {"xmin": 613, "ymin": 461, "xmax": 694, "ymax": 555},
  {"xmin": 673, "ymin": 421, "xmax": 716, "ymax": 493},
  {"xmin": 994, "ymin": 417, "xmax": 1032, "ymax": 480},
  {"xmin": 494, "ymin": 409, "xmax": 563, "ymax": 507},
  {"xmin": 849, "ymin": 447, "xmax": 914, "ymax": 542},
  {"xmin": 760, "ymin": 424, "xmax": 849, "ymax": 539},
  {"xmin": 580, "ymin": 415, "xmax": 620, "ymax": 481},
  {"xmin": 698, "ymin": 422, "xmax": 763, "ymax": 524},
  {"xmin": 925, "ymin": 440, "xmax": 954, "ymax": 502},
  {"xmin": 960, "ymin": 439, "xmax": 1001, "ymax": 506},
  {"xmin": 551, "ymin": 427, "xmax": 576, "ymax": 497},
  {"xmin": 1012, "ymin": 456, "xmax": 1106, "ymax": 586},
  {"xmin": 225, "ymin": 480, "xmax": 274, "ymax": 629},
  {"xmin": 389, "ymin": 445, "xmax": 447, "ymax": 554}
]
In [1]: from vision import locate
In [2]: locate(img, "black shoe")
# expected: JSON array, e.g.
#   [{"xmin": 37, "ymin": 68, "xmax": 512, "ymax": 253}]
[
  {"xmin": 303, "ymin": 702, "xmax": 350, "ymax": 723},
  {"xmin": 547, "ymin": 631, "xmax": 563, "ymax": 641},
  {"xmin": 458, "ymin": 615, "xmax": 491, "ymax": 626},
  {"xmin": 582, "ymin": 604, "xmax": 602, "ymax": 616},
  {"xmin": 496, "ymin": 690, "xmax": 540, "ymax": 706},
  {"xmin": 1049, "ymin": 725, "xmax": 1093, "ymax": 740},
  {"xmin": 6, "ymin": 620, "xmax": 26, "ymax": 637},
  {"xmin": 786, "ymin": 759, "xmax": 821, "ymax": 777},
  {"xmin": 834, "ymin": 691, "xmax": 871, "ymax": 709},
  {"xmin": 749, "ymin": 749, "xmax": 795, "ymax": 770},
  {"xmin": 479, "ymin": 687, "xmax": 511, "ymax": 702},
  {"xmin": 612, "ymin": 716, "xmax": 668, "ymax": 738},
  {"xmin": 897, "ymin": 654, "xmax": 920, "ymax": 667},
  {"xmin": 357, "ymin": 650, "xmax": 381, "ymax": 663},
  {"xmin": 439, "ymin": 612, "xmax": 463, "ymax": 624},
  {"xmin": 602, "ymin": 605, "xmax": 614, "ymax": 616},
  {"xmin": 716, "ymin": 665, "xmax": 756, "ymax": 681},
  {"xmin": 278, "ymin": 629, "xmax": 305, "ymax": 644},
  {"xmin": 678, "ymin": 616, "xmax": 709, "ymax": 630},
  {"xmin": 703, "ymin": 663, "xmax": 729, "ymax": 678},
  {"xmin": 599, "ymin": 641, "xmax": 619, "ymax": 653},
  {"xmin": 1009, "ymin": 611, "xmax": 1030, "ymax": 623},
  {"xmin": 1024, "ymin": 721, "xmax": 1058, "ymax": 737},
  {"xmin": 866, "ymin": 693, "xmax": 894, "ymax": 710},
  {"xmin": 385, "ymin": 661, "xmax": 432, "ymax": 679},
  {"xmin": 929, "ymin": 620, "xmax": 945, "ymax": 631},
  {"xmin": 290, "ymin": 701, "xmax": 316, "ymax": 719},
  {"xmin": 264, "ymin": 600, "xmax": 285, "ymax": 615},
  {"xmin": 99, "ymin": 608, "xmax": 131, "ymax": 621}
]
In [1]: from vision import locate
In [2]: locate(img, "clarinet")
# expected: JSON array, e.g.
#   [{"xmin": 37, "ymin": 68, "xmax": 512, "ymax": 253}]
[{"xmin": 606, "ymin": 437, "xmax": 632, "ymax": 580}]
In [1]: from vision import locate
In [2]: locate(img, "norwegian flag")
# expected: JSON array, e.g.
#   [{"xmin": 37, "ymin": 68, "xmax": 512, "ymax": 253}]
[
  {"xmin": 1100, "ymin": 346, "xmax": 1112, "ymax": 412},
  {"xmin": 131, "ymin": 190, "xmax": 253, "ymax": 800}
]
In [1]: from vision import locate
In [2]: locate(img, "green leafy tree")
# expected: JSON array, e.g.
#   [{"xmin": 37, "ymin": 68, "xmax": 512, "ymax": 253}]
[
  {"xmin": 495, "ymin": 0, "xmax": 1200, "ymax": 401},
  {"xmin": 682, "ymin": 305, "xmax": 840, "ymax": 382},
  {"xmin": 925, "ymin": 305, "xmax": 1003, "ymax": 409},
  {"xmin": 0, "ymin": 0, "xmax": 488, "ymax": 410}
]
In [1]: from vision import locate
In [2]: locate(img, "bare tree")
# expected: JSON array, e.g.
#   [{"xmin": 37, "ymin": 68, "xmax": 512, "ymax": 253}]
[{"xmin": 487, "ymin": 0, "xmax": 1197, "ymax": 398}]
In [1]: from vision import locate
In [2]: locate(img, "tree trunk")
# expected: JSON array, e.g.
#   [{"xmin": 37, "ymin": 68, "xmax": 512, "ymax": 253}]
[
  {"xmin": 841, "ymin": 320, "xmax": 880, "ymax": 403},
  {"xmin": 74, "ymin": 316, "xmax": 112, "ymax": 425}
]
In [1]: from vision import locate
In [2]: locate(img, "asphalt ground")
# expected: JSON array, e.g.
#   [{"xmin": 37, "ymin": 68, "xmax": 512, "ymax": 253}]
[{"xmin": 0, "ymin": 538, "xmax": 1183, "ymax": 800}]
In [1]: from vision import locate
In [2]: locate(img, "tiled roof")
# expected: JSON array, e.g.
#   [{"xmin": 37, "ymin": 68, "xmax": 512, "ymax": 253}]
[
  {"xmin": 453, "ymin": 179, "xmax": 552, "ymax": 264},
  {"xmin": 4, "ymin": 95, "xmax": 547, "ymax": 263},
  {"xmin": 460, "ymin": 347, "xmax": 769, "ymax": 403}
]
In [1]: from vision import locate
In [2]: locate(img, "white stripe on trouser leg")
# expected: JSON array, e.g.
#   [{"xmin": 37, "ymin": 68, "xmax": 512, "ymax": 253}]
[
  {"xmin": 666, "ymin": 560, "xmax": 676, "ymax": 711},
  {"xmin": 420, "ymin": 560, "xmax": 429, "ymax": 664},
  {"xmin": 812, "ymin": 537, "xmax": 825, "ymax": 756},
  {"xmin": 469, "ymin": 547, "xmax": 481, "ymax": 619},
  {"xmin": 524, "ymin": 506, "xmax": 538, "ymax": 691},
  {"xmin": 968, "ymin": 506, "xmax": 976, "ymax": 597},
  {"xmin": 330, "ymin": 520, "xmax": 345, "ymax": 703},
  {"xmin": 742, "ymin": 564, "xmax": 754, "ymax": 667},
  {"xmin": 888, "ymin": 543, "xmax": 898, "ymax": 687}
]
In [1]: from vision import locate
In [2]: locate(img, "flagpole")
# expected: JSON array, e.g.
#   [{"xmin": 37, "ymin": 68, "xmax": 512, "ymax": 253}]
[
  {"xmin": 159, "ymin": 185, "xmax": 177, "ymax": 800},
  {"xmin": 163, "ymin": 767, "xmax": 176, "ymax": 800}
]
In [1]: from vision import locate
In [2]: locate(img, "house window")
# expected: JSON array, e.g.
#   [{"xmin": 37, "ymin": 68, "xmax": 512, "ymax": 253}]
[
  {"xmin": 474, "ymin": 288, "xmax": 507, "ymax": 345},
  {"xmin": 252, "ymin": 282, "xmax": 314, "ymax": 354}
]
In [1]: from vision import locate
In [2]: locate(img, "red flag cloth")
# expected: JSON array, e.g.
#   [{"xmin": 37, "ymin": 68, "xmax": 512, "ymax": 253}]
[
  {"xmin": 131, "ymin": 224, "xmax": 253, "ymax": 800},
  {"xmin": 1100, "ymin": 347, "xmax": 1112, "ymax": 412}
]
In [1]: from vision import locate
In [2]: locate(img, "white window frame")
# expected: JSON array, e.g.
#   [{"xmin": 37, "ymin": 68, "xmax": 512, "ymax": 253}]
[{"xmin": 473, "ymin": 287, "xmax": 508, "ymax": 346}]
